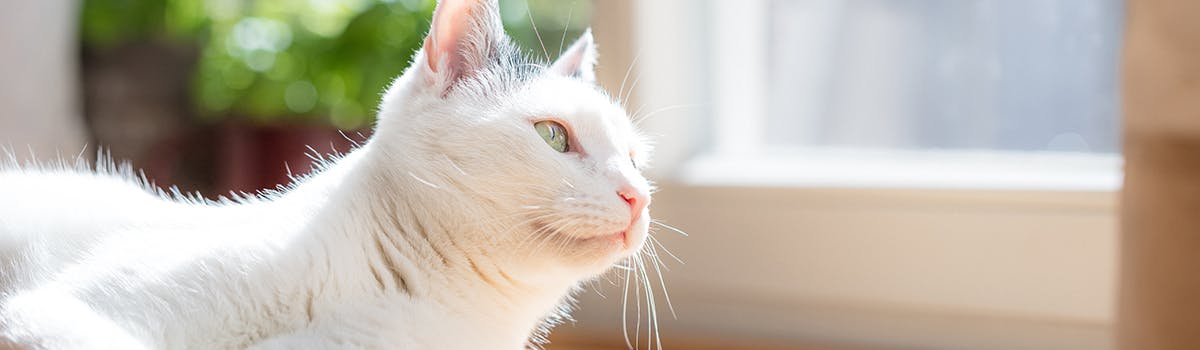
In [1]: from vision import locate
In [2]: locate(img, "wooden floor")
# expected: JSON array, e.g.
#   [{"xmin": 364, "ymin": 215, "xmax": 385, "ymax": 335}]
[{"xmin": 547, "ymin": 331, "xmax": 874, "ymax": 350}]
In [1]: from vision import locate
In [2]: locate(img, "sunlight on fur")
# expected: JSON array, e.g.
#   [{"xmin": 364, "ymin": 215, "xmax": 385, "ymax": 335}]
[{"xmin": 0, "ymin": 0, "xmax": 685, "ymax": 349}]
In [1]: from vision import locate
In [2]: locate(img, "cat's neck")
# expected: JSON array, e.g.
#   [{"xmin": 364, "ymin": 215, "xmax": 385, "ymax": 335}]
[{"xmin": 279, "ymin": 140, "xmax": 575, "ymax": 344}]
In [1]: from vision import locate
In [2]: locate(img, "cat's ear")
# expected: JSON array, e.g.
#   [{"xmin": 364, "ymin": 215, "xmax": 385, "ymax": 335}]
[
  {"xmin": 549, "ymin": 29, "xmax": 598, "ymax": 83},
  {"xmin": 421, "ymin": 0, "xmax": 508, "ymax": 91}
]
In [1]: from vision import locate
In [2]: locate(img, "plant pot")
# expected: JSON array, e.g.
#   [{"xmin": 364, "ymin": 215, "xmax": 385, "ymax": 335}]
[{"xmin": 215, "ymin": 122, "xmax": 366, "ymax": 196}]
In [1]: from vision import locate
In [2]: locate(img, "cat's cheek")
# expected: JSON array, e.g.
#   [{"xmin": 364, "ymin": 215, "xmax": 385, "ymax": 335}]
[{"xmin": 620, "ymin": 214, "xmax": 651, "ymax": 255}]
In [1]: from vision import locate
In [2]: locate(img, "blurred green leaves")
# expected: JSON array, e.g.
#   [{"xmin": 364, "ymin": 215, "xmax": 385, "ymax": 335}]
[{"xmin": 80, "ymin": 0, "xmax": 591, "ymax": 130}]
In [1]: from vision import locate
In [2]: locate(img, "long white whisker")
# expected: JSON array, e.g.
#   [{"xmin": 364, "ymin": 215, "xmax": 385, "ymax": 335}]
[
  {"xmin": 504, "ymin": 212, "xmax": 563, "ymax": 253},
  {"xmin": 558, "ymin": 5, "xmax": 575, "ymax": 54},
  {"xmin": 633, "ymin": 104, "xmax": 698, "ymax": 127},
  {"xmin": 636, "ymin": 254, "xmax": 659, "ymax": 350},
  {"xmin": 648, "ymin": 235, "xmax": 684, "ymax": 265},
  {"xmin": 634, "ymin": 254, "xmax": 643, "ymax": 349},
  {"xmin": 527, "ymin": 2, "xmax": 551, "ymax": 61},
  {"xmin": 622, "ymin": 65, "xmax": 645, "ymax": 105},
  {"xmin": 618, "ymin": 53, "xmax": 642, "ymax": 106},
  {"xmin": 629, "ymin": 101, "xmax": 652, "ymax": 124},
  {"xmin": 651, "ymin": 220, "xmax": 689, "ymax": 237},
  {"xmin": 646, "ymin": 240, "xmax": 678, "ymax": 320},
  {"xmin": 622, "ymin": 260, "xmax": 635, "ymax": 350},
  {"xmin": 526, "ymin": 219, "xmax": 566, "ymax": 254},
  {"xmin": 589, "ymin": 278, "xmax": 606, "ymax": 299},
  {"xmin": 644, "ymin": 239, "xmax": 671, "ymax": 272}
]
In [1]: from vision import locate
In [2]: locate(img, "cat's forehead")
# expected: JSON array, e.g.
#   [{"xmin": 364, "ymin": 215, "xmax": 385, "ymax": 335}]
[
  {"xmin": 518, "ymin": 77, "xmax": 638, "ymax": 143},
  {"xmin": 525, "ymin": 77, "xmax": 628, "ymax": 122}
]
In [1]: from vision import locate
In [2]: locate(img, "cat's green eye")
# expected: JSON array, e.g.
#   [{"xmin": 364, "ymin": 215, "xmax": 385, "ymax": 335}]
[{"xmin": 534, "ymin": 120, "xmax": 570, "ymax": 153}]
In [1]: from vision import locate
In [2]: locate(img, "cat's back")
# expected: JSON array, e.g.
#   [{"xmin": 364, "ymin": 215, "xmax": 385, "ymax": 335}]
[
  {"xmin": 0, "ymin": 167, "xmax": 313, "ymax": 349},
  {"xmin": 0, "ymin": 167, "xmax": 174, "ymax": 236},
  {"xmin": 0, "ymin": 167, "xmax": 189, "ymax": 289}
]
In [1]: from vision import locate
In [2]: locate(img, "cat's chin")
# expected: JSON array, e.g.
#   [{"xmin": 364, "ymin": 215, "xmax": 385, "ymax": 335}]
[
  {"xmin": 554, "ymin": 229, "xmax": 626, "ymax": 254},
  {"xmin": 563, "ymin": 229, "xmax": 646, "ymax": 275},
  {"xmin": 531, "ymin": 222, "xmax": 647, "ymax": 262},
  {"xmin": 578, "ymin": 231, "xmax": 626, "ymax": 246},
  {"xmin": 575, "ymin": 226, "xmax": 649, "ymax": 260}
]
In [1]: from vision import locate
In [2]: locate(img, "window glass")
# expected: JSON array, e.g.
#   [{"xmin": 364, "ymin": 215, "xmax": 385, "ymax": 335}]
[{"xmin": 766, "ymin": 0, "xmax": 1123, "ymax": 153}]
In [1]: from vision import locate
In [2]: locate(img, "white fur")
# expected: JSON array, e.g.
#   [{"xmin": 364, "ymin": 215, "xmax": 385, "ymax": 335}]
[{"xmin": 0, "ymin": 1, "xmax": 653, "ymax": 349}]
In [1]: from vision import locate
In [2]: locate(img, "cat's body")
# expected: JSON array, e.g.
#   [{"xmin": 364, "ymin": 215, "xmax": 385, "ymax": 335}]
[
  {"xmin": 0, "ymin": 1, "xmax": 654, "ymax": 349},
  {"xmin": 1, "ymin": 149, "xmax": 557, "ymax": 349}
]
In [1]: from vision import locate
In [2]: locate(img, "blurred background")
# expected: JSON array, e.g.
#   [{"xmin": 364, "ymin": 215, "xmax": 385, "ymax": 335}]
[{"xmin": 0, "ymin": 1, "xmax": 1123, "ymax": 349}]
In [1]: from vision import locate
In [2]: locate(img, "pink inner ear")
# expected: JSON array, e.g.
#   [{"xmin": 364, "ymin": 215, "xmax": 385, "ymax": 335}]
[
  {"xmin": 426, "ymin": 0, "xmax": 475, "ymax": 76},
  {"xmin": 550, "ymin": 30, "xmax": 596, "ymax": 81},
  {"xmin": 555, "ymin": 54, "xmax": 584, "ymax": 76}
]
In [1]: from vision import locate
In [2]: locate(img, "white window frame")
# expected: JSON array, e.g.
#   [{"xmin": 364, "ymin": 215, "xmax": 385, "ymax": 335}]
[{"xmin": 569, "ymin": 1, "xmax": 1120, "ymax": 350}]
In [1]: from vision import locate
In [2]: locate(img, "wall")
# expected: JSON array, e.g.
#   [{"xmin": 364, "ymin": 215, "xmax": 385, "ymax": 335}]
[{"xmin": 0, "ymin": 1, "xmax": 88, "ymax": 160}]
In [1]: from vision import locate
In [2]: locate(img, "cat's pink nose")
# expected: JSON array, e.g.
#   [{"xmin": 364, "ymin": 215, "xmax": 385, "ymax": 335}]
[{"xmin": 618, "ymin": 186, "xmax": 650, "ymax": 225}]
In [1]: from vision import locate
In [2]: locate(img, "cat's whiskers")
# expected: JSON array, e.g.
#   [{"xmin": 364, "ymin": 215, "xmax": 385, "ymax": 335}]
[
  {"xmin": 647, "ymin": 234, "xmax": 683, "ymax": 265},
  {"xmin": 510, "ymin": 208, "xmax": 573, "ymax": 254},
  {"xmin": 557, "ymin": 6, "xmax": 574, "ymax": 56},
  {"xmin": 511, "ymin": 213, "xmax": 563, "ymax": 253},
  {"xmin": 526, "ymin": 2, "xmax": 551, "ymax": 61},
  {"xmin": 541, "ymin": 219, "xmax": 588, "ymax": 258},
  {"xmin": 610, "ymin": 264, "xmax": 634, "ymax": 272},
  {"xmin": 617, "ymin": 53, "xmax": 642, "ymax": 108},
  {"xmin": 540, "ymin": 219, "xmax": 586, "ymax": 256},
  {"xmin": 621, "ymin": 66, "xmax": 645, "ymax": 109},
  {"xmin": 644, "ymin": 237, "xmax": 677, "ymax": 320},
  {"xmin": 524, "ymin": 217, "xmax": 572, "ymax": 258},
  {"xmin": 621, "ymin": 256, "xmax": 636, "ymax": 350},
  {"xmin": 643, "ymin": 231, "xmax": 672, "ymax": 272},
  {"xmin": 586, "ymin": 278, "xmax": 606, "ymax": 299},
  {"xmin": 522, "ymin": 229, "xmax": 563, "ymax": 264},
  {"xmin": 651, "ymin": 220, "xmax": 689, "ymax": 237},
  {"xmin": 447, "ymin": 203, "xmax": 558, "ymax": 257},
  {"xmin": 631, "ymin": 104, "xmax": 698, "ymax": 127},
  {"xmin": 633, "ymin": 252, "xmax": 644, "ymax": 349},
  {"xmin": 635, "ymin": 254, "xmax": 660, "ymax": 350},
  {"xmin": 610, "ymin": 227, "xmax": 682, "ymax": 350}
]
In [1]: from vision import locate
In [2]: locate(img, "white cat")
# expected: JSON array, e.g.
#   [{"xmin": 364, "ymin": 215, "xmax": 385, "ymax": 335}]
[{"xmin": 0, "ymin": 0, "xmax": 655, "ymax": 349}]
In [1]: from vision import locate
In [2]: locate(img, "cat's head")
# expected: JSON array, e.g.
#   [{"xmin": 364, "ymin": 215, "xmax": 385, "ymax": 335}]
[{"xmin": 374, "ymin": 0, "xmax": 652, "ymax": 280}]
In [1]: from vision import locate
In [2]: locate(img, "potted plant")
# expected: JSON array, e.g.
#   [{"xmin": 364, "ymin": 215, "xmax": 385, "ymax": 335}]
[
  {"xmin": 79, "ymin": 0, "xmax": 590, "ymax": 196},
  {"xmin": 80, "ymin": 0, "xmax": 435, "ymax": 195}
]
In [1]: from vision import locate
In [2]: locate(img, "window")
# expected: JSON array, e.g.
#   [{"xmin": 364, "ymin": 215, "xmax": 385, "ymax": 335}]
[
  {"xmin": 691, "ymin": 0, "xmax": 1123, "ymax": 190},
  {"xmin": 767, "ymin": 0, "xmax": 1123, "ymax": 153}
]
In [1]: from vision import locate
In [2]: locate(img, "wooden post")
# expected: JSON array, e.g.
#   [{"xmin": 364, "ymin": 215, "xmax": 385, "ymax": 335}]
[{"xmin": 1118, "ymin": 0, "xmax": 1200, "ymax": 348}]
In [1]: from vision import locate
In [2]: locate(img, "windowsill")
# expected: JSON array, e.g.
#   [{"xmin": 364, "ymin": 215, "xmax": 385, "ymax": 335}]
[
  {"xmin": 568, "ymin": 148, "xmax": 1118, "ymax": 350},
  {"xmin": 676, "ymin": 148, "xmax": 1123, "ymax": 193}
]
